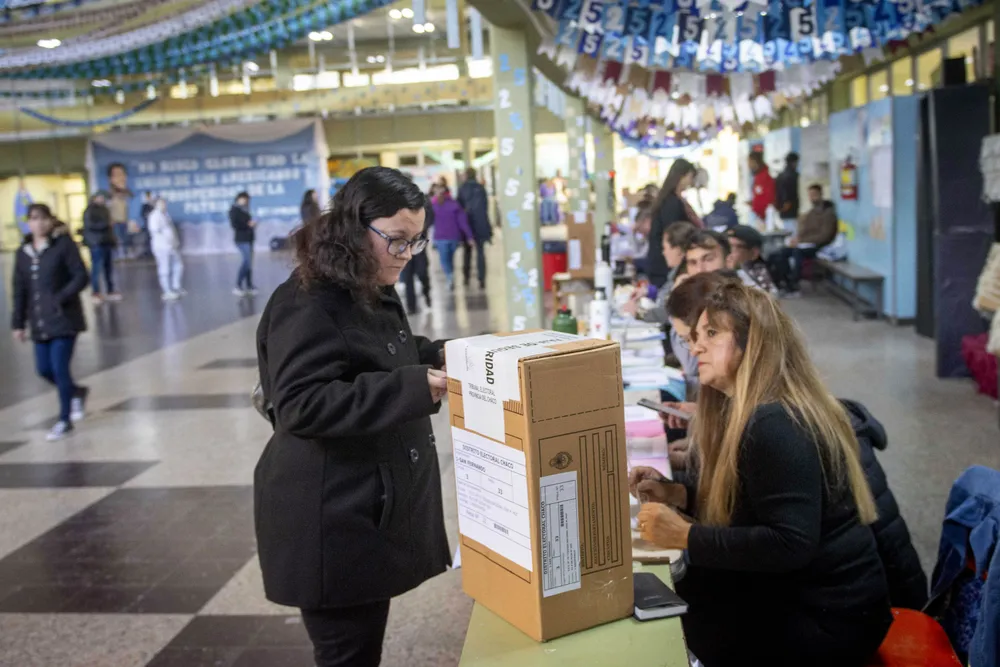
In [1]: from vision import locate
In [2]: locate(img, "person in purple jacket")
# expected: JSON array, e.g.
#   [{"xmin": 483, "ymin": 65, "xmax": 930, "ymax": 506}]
[{"xmin": 430, "ymin": 183, "xmax": 473, "ymax": 291}]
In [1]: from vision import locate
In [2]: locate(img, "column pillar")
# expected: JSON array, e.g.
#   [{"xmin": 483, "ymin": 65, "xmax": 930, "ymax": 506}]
[
  {"xmin": 491, "ymin": 24, "xmax": 541, "ymax": 331},
  {"xmin": 590, "ymin": 118, "xmax": 616, "ymax": 248},
  {"xmin": 564, "ymin": 97, "xmax": 589, "ymax": 225},
  {"xmin": 463, "ymin": 136, "xmax": 474, "ymax": 171}
]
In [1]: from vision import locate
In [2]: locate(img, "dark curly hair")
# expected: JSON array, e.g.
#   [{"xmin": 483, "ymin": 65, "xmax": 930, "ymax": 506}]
[{"xmin": 294, "ymin": 166, "xmax": 425, "ymax": 306}]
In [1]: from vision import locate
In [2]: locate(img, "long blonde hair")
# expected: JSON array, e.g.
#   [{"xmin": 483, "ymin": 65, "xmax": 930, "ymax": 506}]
[{"xmin": 691, "ymin": 282, "xmax": 877, "ymax": 527}]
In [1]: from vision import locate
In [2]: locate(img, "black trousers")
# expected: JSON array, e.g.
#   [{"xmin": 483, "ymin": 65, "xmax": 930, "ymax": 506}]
[
  {"xmin": 400, "ymin": 252, "xmax": 430, "ymax": 313},
  {"xmin": 461, "ymin": 239, "xmax": 487, "ymax": 287},
  {"xmin": 301, "ymin": 600, "xmax": 391, "ymax": 667},
  {"xmin": 771, "ymin": 246, "xmax": 818, "ymax": 291}
]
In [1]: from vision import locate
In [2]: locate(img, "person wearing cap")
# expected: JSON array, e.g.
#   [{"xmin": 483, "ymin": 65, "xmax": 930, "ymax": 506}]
[
  {"xmin": 775, "ymin": 152, "xmax": 800, "ymax": 232},
  {"xmin": 727, "ymin": 225, "xmax": 778, "ymax": 296}
]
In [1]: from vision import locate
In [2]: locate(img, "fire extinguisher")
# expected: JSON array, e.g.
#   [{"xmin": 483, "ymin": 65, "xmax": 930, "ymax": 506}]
[{"xmin": 840, "ymin": 156, "xmax": 858, "ymax": 201}]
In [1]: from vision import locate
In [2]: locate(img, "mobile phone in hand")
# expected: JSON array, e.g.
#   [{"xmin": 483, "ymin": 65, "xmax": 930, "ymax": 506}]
[{"xmin": 637, "ymin": 398, "xmax": 692, "ymax": 421}]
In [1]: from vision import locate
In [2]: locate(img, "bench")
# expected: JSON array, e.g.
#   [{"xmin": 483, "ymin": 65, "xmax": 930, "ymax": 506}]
[{"xmin": 816, "ymin": 259, "xmax": 885, "ymax": 321}]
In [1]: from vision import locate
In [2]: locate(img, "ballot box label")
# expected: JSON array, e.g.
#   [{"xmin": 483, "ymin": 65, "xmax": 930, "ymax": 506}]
[
  {"xmin": 452, "ymin": 426, "xmax": 533, "ymax": 572},
  {"xmin": 540, "ymin": 471, "xmax": 581, "ymax": 597}
]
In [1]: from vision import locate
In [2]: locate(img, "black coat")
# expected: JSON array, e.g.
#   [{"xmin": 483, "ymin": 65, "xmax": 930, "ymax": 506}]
[
  {"xmin": 775, "ymin": 168, "xmax": 800, "ymax": 219},
  {"xmin": 647, "ymin": 194, "xmax": 696, "ymax": 287},
  {"xmin": 842, "ymin": 399, "xmax": 929, "ymax": 610},
  {"xmin": 10, "ymin": 228, "xmax": 89, "ymax": 342},
  {"xmin": 254, "ymin": 276, "xmax": 450, "ymax": 609},
  {"xmin": 230, "ymin": 206, "xmax": 254, "ymax": 244},
  {"xmin": 457, "ymin": 180, "xmax": 492, "ymax": 242},
  {"xmin": 82, "ymin": 203, "xmax": 115, "ymax": 248}
]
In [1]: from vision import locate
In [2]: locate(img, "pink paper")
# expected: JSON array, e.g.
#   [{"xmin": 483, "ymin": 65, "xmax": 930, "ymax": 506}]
[{"xmin": 625, "ymin": 419, "xmax": 665, "ymax": 439}]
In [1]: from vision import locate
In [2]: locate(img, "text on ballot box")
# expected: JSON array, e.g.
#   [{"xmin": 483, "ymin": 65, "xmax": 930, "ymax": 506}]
[
  {"xmin": 540, "ymin": 471, "xmax": 581, "ymax": 597},
  {"xmin": 452, "ymin": 426, "xmax": 533, "ymax": 572}
]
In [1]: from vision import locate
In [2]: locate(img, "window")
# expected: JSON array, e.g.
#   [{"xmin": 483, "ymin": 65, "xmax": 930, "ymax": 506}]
[
  {"xmin": 292, "ymin": 71, "xmax": 341, "ymax": 92},
  {"xmin": 948, "ymin": 27, "xmax": 980, "ymax": 82},
  {"xmin": 916, "ymin": 48, "xmax": 942, "ymax": 91},
  {"xmin": 851, "ymin": 76, "xmax": 868, "ymax": 107},
  {"xmin": 891, "ymin": 57, "xmax": 913, "ymax": 96},
  {"xmin": 870, "ymin": 68, "xmax": 889, "ymax": 101}
]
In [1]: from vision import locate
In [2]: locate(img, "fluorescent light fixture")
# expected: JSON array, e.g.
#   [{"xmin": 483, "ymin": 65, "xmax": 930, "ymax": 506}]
[
  {"xmin": 37, "ymin": 38, "xmax": 61, "ymax": 49},
  {"xmin": 376, "ymin": 54, "xmax": 385, "ymax": 63},
  {"xmin": 412, "ymin": 23, "xmax": 425, "ymax": 33},
  {"xmin": 244, "ymin": 61, "xmax": 259, "ymax": 73},
  {"xmin": 371, "ymin": 63, "xmax": 459, "ymax": 86},
  {"xmin": 467, "ymin": 57, "xmax": 492, "ymax": 79},
  {"xmin": 320, "ymin": 30, "xmax": 333, "ymax": 40},
  {"xmin": 91, "ymin": 79, "xmax": 112, "ymax": 87},
  {"xmin": 309, "ymin": 31, "xmax": 323, "ymax": 41},
  {"xmin": 401, "ymin": 7, "xmax": 414, "ymax": 18},
  {"xmin": 292, "ymin": 71, "xmax": 341, "ymax": 91},
  {"xmin": 905, "ymin": 78, "xmax": 914, "ymax": 87},
  {"xmin": 342, "ymin": 72, "xmax": 371, "ymax": 87},
  {"xmin": 423, "ymin": 22, "xmax": 434, "ymax": 32},
  {"xmin": 389, "ymin": 8, "xmax": 402, "ymax": 19}
]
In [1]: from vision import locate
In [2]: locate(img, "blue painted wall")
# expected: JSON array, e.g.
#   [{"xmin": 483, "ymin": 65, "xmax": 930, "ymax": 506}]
[{"xmin": 828, "ymin": 98, "xmax": 917, "ymax": 318}]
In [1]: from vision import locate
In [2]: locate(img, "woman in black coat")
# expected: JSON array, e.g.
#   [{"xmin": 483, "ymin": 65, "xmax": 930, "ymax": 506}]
[
  {"xmin": 646, "ymin": 159, "xmax": 702, "ymax": 288},
  {"xmin": 255, "ymin": 167, "xmax": 448, "ymax": 667},
  {"xmin": 10, "ymin": 204, "xmax": 90, "ymax": 441},
  {"xmin": 230, "ymin": 191, "xmax": 257, "ymax": 296}
]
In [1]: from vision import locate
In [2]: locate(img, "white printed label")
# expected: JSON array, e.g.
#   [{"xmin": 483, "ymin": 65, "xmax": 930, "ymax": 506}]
[
  {"xmin": 452, "ymin": 427, "xmax": 533, "ymax": 572},
  {"xmin": 568, "ymin": 239, "xmax": 582, "ymax": 270},
  {"xmin": 540, "ymin": 471, "xmax": 581, "ymax": 597}
]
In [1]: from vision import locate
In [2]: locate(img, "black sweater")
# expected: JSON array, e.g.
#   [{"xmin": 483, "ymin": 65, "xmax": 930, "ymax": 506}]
[
  {"xmin": 679, "ymin": 404, "xmax": 891, "ymax": 666},
  {"xmin": 230, "ymin": 205, "xmax": 254, "ymax": 244},
  {"xmin": 646, "ymin": 194, "xmax": 696, "ymax": 287}
]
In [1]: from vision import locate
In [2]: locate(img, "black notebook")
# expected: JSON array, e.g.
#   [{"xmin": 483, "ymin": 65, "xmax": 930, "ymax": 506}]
[{"xmin": 633, "ymin": 572, "xmax": 688, "ymax": 621}]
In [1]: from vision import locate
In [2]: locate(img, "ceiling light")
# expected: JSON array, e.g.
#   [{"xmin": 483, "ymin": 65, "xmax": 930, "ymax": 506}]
[
  {"xmin": 905, "ymin": 78, "xmax": 914, "ymax": 87},
  {"xmin": 401, "ymin": 7, "xmax": 413, "ymax": 18},
  {"xmin": 760, "ymin": 11, "xmax": 767, "ymax": 15},
  {"xmin": 366, "ymin": 55, "xmax": 377, "ymax": 63},
  {"xmin": 309, "ymin": 31, "xmax": 322, "ymax": 41},
  {"xmin": 91, "ymin": 79, "xmax": 111, "ymax": 87},
  {"xmin": 879, "ymin": 84, "xmax": 889, "ymax": 92},
  {"xmin": 320, "ymin": 30, "xmax": 333, "ymax": 40},
  {"xmin": 423, "ymin": 22, "xmax": 434, "ymax": 32},
  {"xmin": 37, "ymin": 38, "xmax": 61, "ymax": 49},
  {"xmin": 376, "ymin": 54, "xmax": 385, "ymax": 63},
  {"xmin": 244, "ymin": 61, "xmax": 259, "ymax": 73},
  {"xmin": 800, "ymin": 117, "xmax": 810, "ymax": 127},
  {"xmin": 412, "ymin": 23, "xmax": 425, "ymax": 33},
  {"xmin": 389, "ymin": 8, "xmax": 402, "ymax": 19}
]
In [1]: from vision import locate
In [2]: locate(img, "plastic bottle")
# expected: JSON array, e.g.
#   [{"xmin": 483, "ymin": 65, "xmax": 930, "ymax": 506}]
[
  {"xmin": 589, "ymin": 288, "xmax": 611, "ymax": 340},
  {"xmin": 594, "ymin": 247, "xmax": 614, "ymax": 300},
  {"xmin": 552, "ymin": 306, "xmax": 579, "ymax": 335}
]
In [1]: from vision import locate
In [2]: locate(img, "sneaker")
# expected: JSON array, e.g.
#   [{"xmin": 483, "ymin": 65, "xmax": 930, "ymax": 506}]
[
  {"xmin": 176, "ymin": 289, "xmax": 188, "ymax": 296},
  {"xmin": 162, "ymin": 292, "xmax": 181, "ymax": 302},
  {"xmin": 46, "ymin": 420, "xmax": 74, "ymax": 441},
  {"xmin": 70, "ymin": 386, "xmax": 89, "ymax": 422},
  {"xmin": 246, "ymin": 287, "xmax": 259, "ymax": 296},
  {"xmin": 105, "ymin": 292, "xmax": 123, "ymax": 302},
  {"xmin": 233, "ymin": 288, "xmax": 247, "ymax": 297},
  {"xmin": 92, "ymin": 294, "xmax": 104, "ymax": 305}
]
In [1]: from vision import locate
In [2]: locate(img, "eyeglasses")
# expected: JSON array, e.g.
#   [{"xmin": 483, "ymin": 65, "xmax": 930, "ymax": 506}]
[{"xmin": 368, "ymin": 225, "xmax": 428, "ymax": 257}]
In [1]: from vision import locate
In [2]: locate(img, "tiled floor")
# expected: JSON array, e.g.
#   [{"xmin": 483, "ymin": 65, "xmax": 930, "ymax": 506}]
[{"xmin": 0, "ymin": 248, "xmax": 997, "ymax": 666}]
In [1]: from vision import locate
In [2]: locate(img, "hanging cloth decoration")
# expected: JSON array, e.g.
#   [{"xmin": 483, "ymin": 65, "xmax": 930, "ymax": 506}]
[{"xmin": 17, "ymin": 98, "xmax": 158, "ymax": 127}]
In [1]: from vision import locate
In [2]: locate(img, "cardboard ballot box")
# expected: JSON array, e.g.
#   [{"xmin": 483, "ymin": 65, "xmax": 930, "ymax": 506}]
[{"xmin": 444, "ymin": 331, "xmax": 633, "ymax": 642}]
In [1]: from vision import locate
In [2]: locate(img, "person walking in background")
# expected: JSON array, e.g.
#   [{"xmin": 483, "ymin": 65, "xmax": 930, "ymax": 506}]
[
  {"xmin": 82, "ymin": 192, "xmax": 121, "ymax": 304},
  {"xmin": 647, "ymin": 159, "xmax": 702, "ymax": 289},
  {"xmin": 430, "ymin": 184, "xmax": 473, "ymax": 292},
  {"xmin": 704, "ymin": 193, "xmax": 739, "ymax": 230},
  {"xmin": 747, "ymin": 152, "xmax": 776, "ymax": 228},
  {"xmin": 10, "ymin": 204, "xmax": 90, "ymax": 442},
  {"xmin": 106, "ymin": 162, "xmax": 134, "ymax": 260},
  {"xmin": 301, "ymin": 189, "xmax": 321, "ymax": 227},
  {"xmin": 148, "ymin": 198, "xmax": 185, "ymax": 301},
  {"xmin": 775, "ymin": 152, "xmax": 800, "ymax": 233},
  {"xmin": 400, "ymin": 188, "xmax": 434, "ymax": 314},
  {"xmin": 230, "ymin": 191, "xmax": 258, "ymax": 297},
  {"xmin": 140, "ymin": 191, "xmax": 155, "ymax": 227},
  {"xmin": 457, "ymin": 168, "xmax": 493, "ymax": 290}
]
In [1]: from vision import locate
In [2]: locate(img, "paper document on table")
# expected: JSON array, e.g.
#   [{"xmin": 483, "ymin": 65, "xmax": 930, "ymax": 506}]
[
  {"xmin": 623, "ymin": 366, "xmax": 684, "ymax": 387},
  {"xmin": 624, "ymin": 404, "xmax": 653, "ymax": 422},
  {"xmin": 540, "ymin": 471, "xmax": 581, "ymax": 597},
  {"xmin": 453, "ymin": 426, "xmax": 533, "ymax": 571}
]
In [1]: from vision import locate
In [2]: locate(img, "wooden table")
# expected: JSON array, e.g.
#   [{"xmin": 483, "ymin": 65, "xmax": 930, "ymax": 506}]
[{"xmin": 459, "ymin": 563, "xmax": 689, "ymax": 667}]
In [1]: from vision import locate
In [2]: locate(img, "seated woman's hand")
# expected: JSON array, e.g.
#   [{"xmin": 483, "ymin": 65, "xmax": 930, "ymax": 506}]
[
  {"xmin": 660, "ymin": 401, "xmax": 696, "ymax": 430},
  {"xmin": 628, "ymin": 466, "xmax": 687, "ymax": 507},
  {"xmin": 637, "ymin": 503, "xmax": 691, "ymax": 550}
]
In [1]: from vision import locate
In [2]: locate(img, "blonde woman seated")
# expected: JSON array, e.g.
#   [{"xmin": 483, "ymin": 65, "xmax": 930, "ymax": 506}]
[{"xmin": 631, "ymin": 281, "xmax": 891, "ymax": 667}]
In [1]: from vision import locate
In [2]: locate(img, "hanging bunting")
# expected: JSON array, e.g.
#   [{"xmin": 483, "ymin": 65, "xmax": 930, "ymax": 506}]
[
  {"xmin": 530, "ymin": 0, "xmax": 984, "ymax": 72},
  {"xmin": 18, "ymin": 98, "xmax": 158, "ymax": 127}
]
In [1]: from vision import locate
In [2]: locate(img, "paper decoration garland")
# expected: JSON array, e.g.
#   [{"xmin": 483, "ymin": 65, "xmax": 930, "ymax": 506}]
[
  {"xmin": 18, "ymin": 97, "xmax": 158, "ymax": 126},
  {"xmin": 3, "ymin": 0, "xmax": 393, "ymax": 80},
  {"xmin": 531, "ymin": 0, "xmax": 983, "ymax": 73}
]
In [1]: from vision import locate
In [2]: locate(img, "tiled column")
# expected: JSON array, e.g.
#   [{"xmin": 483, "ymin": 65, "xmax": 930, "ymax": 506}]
[
  {"xmin": 491, "ymin": 24, "xmax": 541, "ymax": 331},
  {"xmin": 565, "ymin": 96, "xmax": 589, "ymax": 226},
  {"xmin": 590, "ymin": 118, "xmax": 616, "ymax": 248}
]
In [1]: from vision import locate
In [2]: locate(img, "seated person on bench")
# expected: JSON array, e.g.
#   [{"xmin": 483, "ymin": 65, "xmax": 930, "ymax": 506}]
[{"xmin": 772, "ymin": 184, "xmax": 838, "ymax": 296}]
